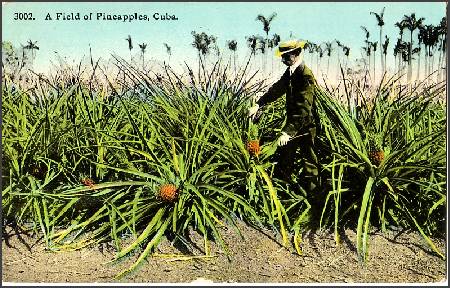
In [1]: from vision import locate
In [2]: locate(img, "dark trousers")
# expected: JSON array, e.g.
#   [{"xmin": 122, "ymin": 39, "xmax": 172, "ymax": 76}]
[{"xmin": 273, "ymin": 135, "xmax": 320, "ymax": 196}]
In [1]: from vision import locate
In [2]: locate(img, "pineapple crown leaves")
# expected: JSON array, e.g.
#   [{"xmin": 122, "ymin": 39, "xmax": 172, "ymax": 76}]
[
  {"xmin": 248, "ymin": 121, "xmax": 259, "ymax": 140},
  {"xmin": 367, "ymin": 133, "xmax": 383, "ymax": 151},
  {"xmin": 159, "ymin": 170, "xmax": 183, "ymax": 188}
]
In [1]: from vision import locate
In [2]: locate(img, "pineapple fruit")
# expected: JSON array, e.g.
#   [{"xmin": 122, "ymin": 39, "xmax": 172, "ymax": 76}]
[
  {"xmin": 368, "ymin": 136, "xmax": 384, "ymax": 167},
  {"xmin": 158, "ymin": 183, "xmax": 178, "ymax": 203},
  {"xmin": 246, "ymin": 121, "xmax": 261, "ymax": 157},
  {"xmin": 30, "ymin": 163, "xmax": 47, "ymax": 180},
  {"xmin": 81, "ymin": 177, "xmax": 96, "ymax": 188},
  {"xmin": 246, "ymin": 140, "xmax": 261, "ymax": 157}
]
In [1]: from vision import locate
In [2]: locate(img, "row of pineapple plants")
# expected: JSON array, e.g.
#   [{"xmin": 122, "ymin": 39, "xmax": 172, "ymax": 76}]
[
  {"xmin": 2, "ymin": 57, "xmax": 446, "ymax": 278},
  {"xmin": 315, "ymin": 72, "xmax": 446, "ymax": 261}
]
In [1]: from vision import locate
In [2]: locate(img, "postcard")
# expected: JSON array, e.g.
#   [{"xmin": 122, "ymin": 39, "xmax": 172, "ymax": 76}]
[{"xmin": 2, "ymin": 1, "xmax": 447, "ymax": 285}]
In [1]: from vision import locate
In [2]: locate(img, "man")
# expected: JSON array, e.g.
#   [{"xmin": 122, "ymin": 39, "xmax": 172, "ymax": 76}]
[{"xmin": 248, "ymin": 39, "xmax": 319, "ymax": 194}]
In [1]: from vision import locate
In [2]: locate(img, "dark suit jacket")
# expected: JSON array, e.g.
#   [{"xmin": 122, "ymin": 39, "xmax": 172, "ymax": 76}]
[{"xmin": 257, "ymin": 61, "xmax": 318, "ymax": 140}]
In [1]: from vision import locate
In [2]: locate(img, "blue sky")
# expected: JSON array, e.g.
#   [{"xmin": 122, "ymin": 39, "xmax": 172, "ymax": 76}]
[{"xmin": 2, "ymin": 2, "xmax": 446, "ymax": 74}]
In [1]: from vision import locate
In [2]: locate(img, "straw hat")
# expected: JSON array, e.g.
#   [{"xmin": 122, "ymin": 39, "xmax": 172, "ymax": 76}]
[{"xmin": 275, "ymin": 39, "xmax": 307, "ymax": 57}]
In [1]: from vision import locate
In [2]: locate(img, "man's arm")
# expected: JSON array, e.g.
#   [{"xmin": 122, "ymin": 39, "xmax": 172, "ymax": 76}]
[{"xmin": 257, "ymin": 72, "xmax": 288, "ymax": 107}]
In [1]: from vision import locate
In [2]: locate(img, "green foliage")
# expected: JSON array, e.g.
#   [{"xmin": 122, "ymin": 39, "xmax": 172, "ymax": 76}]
[
  {"xmin": 316, "ymin": 75, "xmax": 446, "ymax": 261},
  {"xmin": 2, "ymin": 55, "xmax": 446, "ymax": 279}
]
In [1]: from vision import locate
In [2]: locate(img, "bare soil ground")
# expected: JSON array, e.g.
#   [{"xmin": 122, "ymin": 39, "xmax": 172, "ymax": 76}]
[{"xmin": 2, "ymin": 220, "xmax": 447, "ymax": 284}]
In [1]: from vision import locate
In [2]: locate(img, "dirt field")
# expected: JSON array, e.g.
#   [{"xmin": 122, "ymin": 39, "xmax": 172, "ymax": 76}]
[{"xmin": 2, "ymin": 220, "xmax": 447, "ymax": 284}]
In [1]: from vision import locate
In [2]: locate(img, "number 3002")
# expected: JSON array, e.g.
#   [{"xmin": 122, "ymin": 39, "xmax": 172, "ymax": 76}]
[{"xmin": 14, "ymin": 13, "xmax": 34, "ymax": 20}]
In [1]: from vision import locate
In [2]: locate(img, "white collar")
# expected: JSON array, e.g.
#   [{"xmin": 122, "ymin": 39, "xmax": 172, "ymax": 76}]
[{"xmin": 289, "ymin": 54, "xmax": 304, "ymax": 75}]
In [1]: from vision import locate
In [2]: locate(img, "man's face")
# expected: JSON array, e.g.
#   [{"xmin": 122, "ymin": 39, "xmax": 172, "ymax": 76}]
[{"xmin": 281, "ymin": 51, "xmax": 299, "ymax": 66}]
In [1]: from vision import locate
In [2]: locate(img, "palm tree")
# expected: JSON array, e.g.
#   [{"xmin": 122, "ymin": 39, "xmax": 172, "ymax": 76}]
[
  {"xmin": 393, "ymin": 38, "xmax": 408, "ymax": 75},
  {"xmin": 244, "ymin": 34, "xmax": 261, "ymax": 74},
  {"xmin": 256, "ymin": 12, "xmax": 277, "ymax": 72},
  {"xmin": 335, "ymin": 40, "xmax": 343, "ymax": 68},
  {"xmin": 256, "ymin": 13, "xmax": 277, "ymax": 43},
  {"xmin": 205, "ymin": 33, "xmax": 217, "ymax": 57},
  {"xmin": 324, "ymin": 41, "xmax": 333, "ymax": 77},
  {"xmin": 125, "ymin": 35, "xmax": 133, "ymax": 62},
  {"xmin": 191, "ymin": 31, "xmax": 216, "ymax": 79},
  {"xmin": 335, "ymin": 40, "xmax": 350, "ymax": 80},
  {"xmin": 421, "ymin": 25, "xmax": 435, "ymax": 76},
  {"xmin": 11, "ymin": 42, "xmax": 28, "ymax": 73},
  {"xmin": 138, "ymin": 43, "xmax": 147, "ymax": 69},
  {"xmin": 361, "ymin": 26, "xmax": 370, "ymax": 74},
  {"xmin": 192, "ymin": 31, "xmax": 205, "ymax": 56},
  {"xmin": 437, "ymin": 17, "xmax": 447, "ymax": 81},
  {"xmin": 191, "ymin": 31, "xmax": 206, "ymax": 80},
  {"xmin": 305, "ymin": 42, "xmax": 317, "ymax": 72},
  {"xmin": 343, "ymin": 45, "xmax": 351, "ymax": 73},
  {"xmin": 401, "ymin": 48, "xmax": 410, "ymax": 69},
  {"xmin": 268, "ymin": 33, "xmax": 281, "ymax": 73},
  {"xmin": 370, "ymin": 41, "xmax": 378, "ymax": 82},
  {"xmin": 246, "ymin": 35, "xmax": 258, "ymax": 66},
  {"xmin": 411, "ymin": 46, "xmax": 421, "ymax": 66},
  {"xmin": 163, "ymin": 43, "xmax": 172, "ymax": 63},
  {"xmin": 24, "ymin": 39, "xmax": 39, "ymax": 66},
  {"xmin": 19, "ymin": 44, "xmax": 27, "ymax": 69},
  {"xmin": 226, "ymin": 39, "xmax": 237, "ymax": 75},
  {"xmin": 361, "ymin": 26, "xmax": 370, "ymax": 44},
  {"xmin": 316, "ymin": 45, "xmax": 324, "ymax": 75},
  {"xmin": 212, "ymin": 41, "xmax": 221, "ymax": 59},
  {"xmin": 335, "ymin": 40, "xmax": 351, "ymax": 77},
  {"xmin": 381, "ymin": 36, "xmax": 389, "ymax": 76},
  {"xmin": 272, "ymin": 33, "xmax": 281, "ymax": 47},
  {"xmin": 395, "ymin": 20, "xmax": 407, "ymax": 73},
  {"xmin": 402, "ymin": 13, "xmax": 425, "ymax": 82},
  {"xmin": 395, "ymin": 20, "xmax": 407, "ymax": 41},
  {"xmin": 256, "ymin": 36, "xmax": 266, "ymax": 72},
  {"xmin": 370, "ymin": 7, "xmax": 386, "ymax": 74},
  {"xmin": 362, "ymin": 43, "xmax": 372, "ymax": 85},
  {"xmin": 429, "ymin": 25, "xmax": 441, "ymax": 77},
  {"xmin": 417, "ymin": 25, "xmax": 426, "ymax": 80}
]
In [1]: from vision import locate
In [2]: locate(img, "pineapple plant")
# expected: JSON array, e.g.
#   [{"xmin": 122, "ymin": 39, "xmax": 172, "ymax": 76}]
[
  {"xmin": 158, "ymin": 183, "xmax": 179, "ymax": 203},
  {"xmin": 246, "ymin": 120, "xmax": 261, "ymax": 157},
  {"xmin": 368, "ymin": 135, "xmax": 384, "ymax": 167}
]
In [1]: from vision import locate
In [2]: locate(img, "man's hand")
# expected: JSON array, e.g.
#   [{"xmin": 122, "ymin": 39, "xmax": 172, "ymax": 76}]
[
  {"xmin": 248, "ymin": 104, "xmax": 259, "ymax": 120},
  {"xmin": 277, "ymin": 132, "xmax": 292, "ymax": 146}
]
